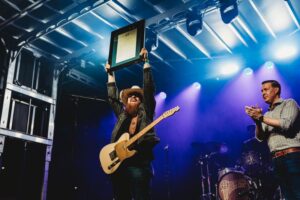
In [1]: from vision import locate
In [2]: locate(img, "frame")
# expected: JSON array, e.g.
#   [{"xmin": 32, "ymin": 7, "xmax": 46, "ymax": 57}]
[{"xmin": 108, "ymin": 20, "xmax": 145, "ymax": 72}]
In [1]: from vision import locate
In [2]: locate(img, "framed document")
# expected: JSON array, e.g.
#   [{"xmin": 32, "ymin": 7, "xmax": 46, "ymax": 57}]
[{"xmin": 108, "ymin": 20, "xmax": 145, "ymax": 72}]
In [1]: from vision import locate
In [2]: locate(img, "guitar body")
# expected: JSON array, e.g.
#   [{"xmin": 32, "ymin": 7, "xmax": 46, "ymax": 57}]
[
  {"xmin": 99, "ymin": 106, "xmax": 180, "ymax": 174},
  {"xmin": 99, "ymin": 133, "xmax": 137, "ymax": 174}
]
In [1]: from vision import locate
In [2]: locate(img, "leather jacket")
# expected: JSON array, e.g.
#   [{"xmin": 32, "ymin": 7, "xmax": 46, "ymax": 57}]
[{"xmin": 107, "ymin": 68, "xmax": 160, "ymax": 163}]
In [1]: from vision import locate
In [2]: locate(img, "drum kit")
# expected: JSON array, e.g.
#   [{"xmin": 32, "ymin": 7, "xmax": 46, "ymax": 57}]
[{"xmin": 192, "ymin": 137, "xmax": 282, "ymax": 200}]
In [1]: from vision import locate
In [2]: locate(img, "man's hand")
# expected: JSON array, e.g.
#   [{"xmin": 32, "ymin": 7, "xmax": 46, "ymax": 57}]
[
  {"xmin": 245, "ymin": 105, "xmax": 263, "ymax": 121},
  {"xmin": 105, "ymin": 62, "xmax": 115, "ymax": 83},
  {"xmin": 140, "ymin": 48, "xmax": 148, "ymax": 62},
  {"xmin": 105, "ymin": 63, "xmax": 111, "ymax": 73}
]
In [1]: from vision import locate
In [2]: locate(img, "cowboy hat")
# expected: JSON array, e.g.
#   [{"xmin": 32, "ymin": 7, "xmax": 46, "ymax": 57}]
[{"xmin": 121, "ymin": 85, "xmax": 144, "ymax": 105}]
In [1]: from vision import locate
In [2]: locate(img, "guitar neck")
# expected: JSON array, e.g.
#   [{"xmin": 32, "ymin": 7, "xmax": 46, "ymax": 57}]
[{"xmin": 125, "ymin": 116, "xmax": 163, "ymax": 148}]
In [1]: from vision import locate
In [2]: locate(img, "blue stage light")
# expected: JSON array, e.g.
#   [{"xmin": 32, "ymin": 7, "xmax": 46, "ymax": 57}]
[
  {"xmin": 159, "ymin": 92, "xmax": 167, "ymax": 99},
  {"xmin": 243, "ymin": 67, "xmax": 253, "ymax": 75},
  {"xmin": 193, "ymin": 82, "xmax": 201, "ymax": 90}
]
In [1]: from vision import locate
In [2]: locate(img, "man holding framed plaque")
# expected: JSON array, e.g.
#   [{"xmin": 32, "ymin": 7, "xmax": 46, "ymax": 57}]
[{"xmin": 105, "ymin": 47, "xmax": 159, "ymax": 200}]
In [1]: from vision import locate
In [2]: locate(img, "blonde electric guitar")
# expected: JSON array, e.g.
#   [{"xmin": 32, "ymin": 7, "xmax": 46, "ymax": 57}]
[{"xmin": 99, "ymin": 106, "xmax": 180, "ymax": 174}]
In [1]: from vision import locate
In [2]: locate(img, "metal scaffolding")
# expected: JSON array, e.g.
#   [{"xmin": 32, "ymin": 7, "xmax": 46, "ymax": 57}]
[{"xmin": 0, "ymin": 47, "xmax": 58, "ymax": 200}]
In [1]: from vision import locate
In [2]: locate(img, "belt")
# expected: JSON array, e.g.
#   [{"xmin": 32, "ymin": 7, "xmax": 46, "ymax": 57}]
[{"xmin": 272, "ymin": 147, "xmax": 300, "ymax": 159}]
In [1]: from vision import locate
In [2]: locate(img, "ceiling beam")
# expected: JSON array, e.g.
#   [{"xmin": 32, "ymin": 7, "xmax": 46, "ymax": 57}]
[
  {"xmin": 0, "ymin": 0, "xmax": 49, "ymax": 31},
  {"xmin": 107, "ymin": 1, "xmax": 139, "ymax": 23},
  {"xmin": 24, "ymin": 43, "xmax": 59, "ymax": 61},
  {"xmin": 249, "ymin": 0, "xmax": 276, "ymax": 38},
  {"xmin": 176, "ymin": 26, "xmax": 211, "ymax": 59},
  {"xmin": 284, "ymin": 0, "xmax": 300, "ymax": 29},
  {"xmin": 16, "ymin": 0, "xmax": 110, "ymax": 48},
  {"xmin": 228, "ymin": 24, "xmax": 248, "ymax": 47},
  {"xmin": 146, "ymin": 0, "xmax": 217, "ymax": 28},
  {"xmin": 235, "ymin": 16, "xmax": 257, "ymax": 43},
  {"xmin": 203, "ymin": 22, "xmax": 232, "ymax": 54}
]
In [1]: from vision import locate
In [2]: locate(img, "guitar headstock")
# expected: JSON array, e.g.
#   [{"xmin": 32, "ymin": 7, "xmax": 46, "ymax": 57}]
[{"xmin": 162, "ymin": 106, "xmax": 180, "ymax": 119}]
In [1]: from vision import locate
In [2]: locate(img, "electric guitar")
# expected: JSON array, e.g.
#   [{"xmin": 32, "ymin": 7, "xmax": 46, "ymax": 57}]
[{"xmin": 99, "ymin": 106, "xmax": 180, "ymax": 174}]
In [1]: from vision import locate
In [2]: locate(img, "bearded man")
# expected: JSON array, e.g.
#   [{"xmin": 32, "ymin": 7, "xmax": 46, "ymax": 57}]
[{"xmin": 105, "ymin": 48, "xmax": 159, "ymax": 200}]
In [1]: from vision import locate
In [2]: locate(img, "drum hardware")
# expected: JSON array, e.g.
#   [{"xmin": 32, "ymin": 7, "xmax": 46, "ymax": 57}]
[
  {"xmin": 273, "ymin": 186, "xmax": 285, "ymax": 200},
  {"xmin": 198, "ymin": 155, "xmax": 215, "ymax": 200},
  {"xmin": 215, "ymin": 184, "xmax": 219, "ymax": 200},
  {"xmin": 192, "ymin": 141, "xmax": 230, "ymax": 200}
]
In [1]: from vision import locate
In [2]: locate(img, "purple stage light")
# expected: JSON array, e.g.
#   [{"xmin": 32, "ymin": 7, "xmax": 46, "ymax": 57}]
[
  {"xmin": 159, "ymin": 92, "xmax": 167, "ymax": 99},
  {"xmin": 155, "ymin": 92, "xmax": 167, "ymax": 116},
  {"xmin": 264, "ymin": 61, "xmax": 274, "ymax": 69},
  {"xmin": 220, "ymin": 143, "xmax": 229, "ymax": 154},
  {"xmin": 193, "ymin": 82, "xmax": 201, "ymax": 90},
  {"xmin": 243, "ymin": 67, "xmax": 253, "ymax": 75}
]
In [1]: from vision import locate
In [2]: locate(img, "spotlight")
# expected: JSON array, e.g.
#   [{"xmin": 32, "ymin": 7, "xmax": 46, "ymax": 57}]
[
  {"xmin": 220, "ymin": 61, "xmax": 240, "ymax": 76},
  {"xmin": 220, "ymin": 0, "xmax": 238, "ymax": 24},
  {"xmin": 186, "ymin": 9, "xmax": 203, "ymax": 36},
  {"xmin": 159, "ymin": 92, "xmax": 167, "ymax": 99},
  {"xmin": 193, "ymin": 82, "xmax": 201, "ymax": 90},
  {"xmin": 243, "ymin": 67, "xmax": 253, "ymax": 75},
  {"xmin": 220, "ymin": 144, "xmax": 229, "ymax": 154},
  {"xmin": 274, "ymin": 44, "xmax": 297, "ymax": 60},
  {"xmin": 145, "ymin": 29, "xmax": 158, "ymax": 51},
  {"xmin": 264, "ymin": 61, "xmax": 274, "ymax": 69}
]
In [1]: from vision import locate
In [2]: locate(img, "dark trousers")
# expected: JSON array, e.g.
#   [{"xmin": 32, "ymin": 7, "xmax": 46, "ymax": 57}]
[
  {"xmin": 272, "ymin": 151, "xmax": 300, "ymax": 200},
  {"xmin": 111, "ymin": 165, "xmax": 153, "ymax": 200}
]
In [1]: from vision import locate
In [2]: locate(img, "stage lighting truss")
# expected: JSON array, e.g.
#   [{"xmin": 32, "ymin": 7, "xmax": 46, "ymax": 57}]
[{"xmin": 146, "ymin": 0, "xmax": 242, "ymax": 36}]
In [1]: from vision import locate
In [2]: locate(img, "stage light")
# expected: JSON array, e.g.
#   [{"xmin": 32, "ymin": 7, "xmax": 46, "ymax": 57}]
[
  {"xmin": 193, "ymin": 82, "xmax": 201, "ymax": 90},
  {"xmin": 186, "ymin": 9, "xmax": 203, "ymax": 36},
  {"xmin": 264, "ymin": 61, "xmax": 274, "ymax": 69},
  {"xmin": 145, "ymin": 29, "xmax": 158, "ymax": 51},
  {"xmin": 159, "ymin": 92, "xmax": 167, "ymax": 99},
  {"xmin": 274, "ymin": 44, "xmax": 297, "ymax": 60},
  {"xmin": 266, "ymin": 1, "xmax": 292, "ymax": 32},
  {"xmin": 220, "ymin": 61, "xmax": 240, "ymax": 76},
  {"xmin": 220, "ymin": 0, "xmax": 238, "ymax": 24},
  {"xmin": 243, "ymin": 67, "xmax": 253, "ymax": 75},
  {"xmin": 220, "ymin": 144, "xmax": 229, "ymax": 154}
]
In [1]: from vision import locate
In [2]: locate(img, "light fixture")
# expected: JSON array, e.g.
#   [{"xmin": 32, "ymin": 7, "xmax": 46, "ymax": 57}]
[
  {"xmin": 159, "ymin": 92, "xmax": 167, "ymax": 99},
  {"xmin": 274, "ymin": 44, "xmax": 297, "ymax": 60},
  {"xmin": 186, "ymin": 9, "xmax": 203, "ymax": 36},
  {"xmin": 219, "ymin": 60, "xmax": 240, "ymax": 76},
  {"xmin": 243, "ymin": 67, "xmax": 253, "ymax": 75},
  {"xmin": 220, "ymin": 0, "xmax": 238, "ymax": 24},
  {"xmin": 193, "ymin": 82, "xmax": 201, "ymax": 90},
  {"xmin": 264, "ymin": 61, "xmax": 274, "ymax": 69}
]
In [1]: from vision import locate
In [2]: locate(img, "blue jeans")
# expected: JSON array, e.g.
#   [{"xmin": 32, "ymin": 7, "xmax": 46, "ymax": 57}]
[
  {"xmin": 272, "ymin": 151, "xmax": 300, "ymax": 200},
  {"xmin": 111, "ymin": 165, "xmax": 153, "ymax": 200}
]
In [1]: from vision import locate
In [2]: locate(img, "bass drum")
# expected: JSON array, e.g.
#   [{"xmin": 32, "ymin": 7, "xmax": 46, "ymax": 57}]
[{"xmin": 218, "ymin": 168, "xmax": 253, "ymax": 200}]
